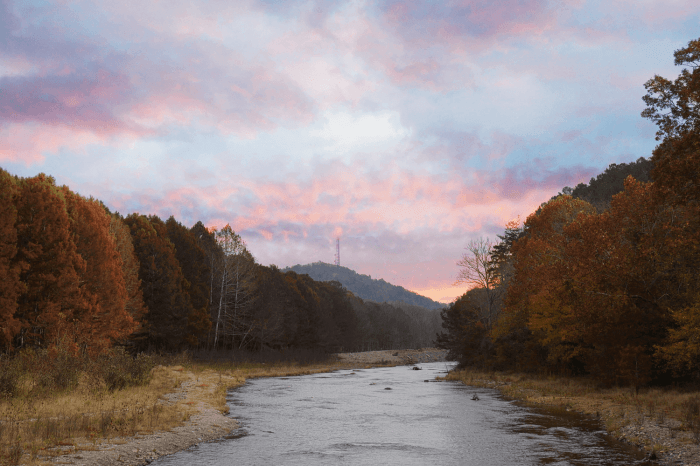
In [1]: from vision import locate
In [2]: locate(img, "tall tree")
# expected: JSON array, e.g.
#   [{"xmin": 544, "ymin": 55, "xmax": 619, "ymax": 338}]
[
  {"xmin": 12, "ymin": 174, "xmax": 89, "ymax": 350},
  {"xmin": 165, "ymin": 217, "xmax": 211, "ymax": 346},
  {"xmin": 454, "ymin": 238, "xmax": 500, "ymax": 329},
  {"xmin": 495, "ymin": 196, "xmax": 596, "ymax": 373},
  {"xmin": 641, "ymin": 37, "xmax": 700, "ymax": 378},
  {"xmin": 642, "ymin": 37, "xmax": 700, "ymax": 142},
  {"xmin": 436, "ymin": 290, "xmax": 488, "ymax": 367},
  {"xmin": 62, "ymin": 190, "xmax": 136, "ymax": 353},
  {"xmin": 0, "ymin": 169, "xmax": 24, "ymax": 349},
  {"xmin": 125, "ymin": 214, "xmax": 192, "ymax": 349},
  {"xmin": 191, "ymin": 221, "xmax": 223, "ymax": 347},
  {"xmin": 212, "ymin": 225, "xmax": 257, "ymax": 349},
  {"xmin": 109, "ymin": 215, "xmax": 147, "ymax": 325}
]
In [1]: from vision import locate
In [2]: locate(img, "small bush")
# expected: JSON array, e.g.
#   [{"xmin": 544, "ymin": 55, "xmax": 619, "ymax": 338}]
[{"xmin": 93, "ymin": 347, "xmax": 155, "ymax": 391}]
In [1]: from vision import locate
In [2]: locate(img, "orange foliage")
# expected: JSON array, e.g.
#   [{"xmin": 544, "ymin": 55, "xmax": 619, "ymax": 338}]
[
  {"xmin": 62, "ymin": 190, "xmax": 137, "ymax": 353},
  {"xmin": 0, "ymin": 169, "xmax": 24, "ymax": 348},
  {"xmin": 12, "ymin": 174, "xmax": 89, "ymax": 350}
]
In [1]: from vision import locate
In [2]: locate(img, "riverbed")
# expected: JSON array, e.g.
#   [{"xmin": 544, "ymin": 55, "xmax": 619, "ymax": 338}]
[{"xmin": 153, "ymin": 362, "xmax": 653, "ymax": 465}]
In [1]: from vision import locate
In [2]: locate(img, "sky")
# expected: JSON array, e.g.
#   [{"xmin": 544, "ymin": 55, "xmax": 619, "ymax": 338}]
[{"xmin": 1, "ymin": 0, "xmax": 698, "ymax": 303}]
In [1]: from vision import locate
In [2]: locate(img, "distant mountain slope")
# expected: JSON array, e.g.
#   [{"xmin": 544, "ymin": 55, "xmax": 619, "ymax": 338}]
[{"xmin": 283, "ymin": 262, "xmax": 445, "ymax": 310}]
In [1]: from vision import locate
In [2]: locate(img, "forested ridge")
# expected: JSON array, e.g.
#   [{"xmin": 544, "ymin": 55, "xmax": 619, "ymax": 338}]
[
  {"xmin": 0, "ymin": 173, "xmax": 442, "ymax": 356},
  {"xmin": 284, "ymin": 262, "xmax": 444, "ymax": 309},
  {"xmin": 438, "ymin": 38, "xmax": 700, "ymax": 387}
]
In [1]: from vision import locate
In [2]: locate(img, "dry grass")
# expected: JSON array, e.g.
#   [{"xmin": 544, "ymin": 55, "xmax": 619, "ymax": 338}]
[
  {"xmin": 444, "ymin": 368, "xmax": 700, "ymax": 439},
  {"xmin": 0, "ymin": 365, "xmax": 190, "ymax": 465},
  {"xmin": 0, "ymin": 350, "xmax": 392, "ymax": 465}
]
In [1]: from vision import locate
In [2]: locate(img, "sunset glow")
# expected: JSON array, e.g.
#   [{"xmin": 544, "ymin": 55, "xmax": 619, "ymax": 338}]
[{"xmin": 2, "ymin": 0, "xmax": 697, "ymax": 303}]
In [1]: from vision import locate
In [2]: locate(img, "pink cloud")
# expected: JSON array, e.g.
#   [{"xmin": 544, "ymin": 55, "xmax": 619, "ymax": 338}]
[{"xmin": 0, "ymin": 123, "xmax": 132, "ymax": 165}]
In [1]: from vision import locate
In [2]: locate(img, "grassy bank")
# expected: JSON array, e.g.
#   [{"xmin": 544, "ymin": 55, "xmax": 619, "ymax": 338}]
[
  {"xmin": 0, "ymin": 348, "xmax": 395, "ymax": 465},
  {"xmin": 444, "ymin": 368, "xmax": 700, "ymax": 453}
]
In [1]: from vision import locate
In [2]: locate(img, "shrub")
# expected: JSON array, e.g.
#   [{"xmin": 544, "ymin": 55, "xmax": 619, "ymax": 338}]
[{"xmin": 93, "ymin": 347, "xmax": 154, "ymax": 391}]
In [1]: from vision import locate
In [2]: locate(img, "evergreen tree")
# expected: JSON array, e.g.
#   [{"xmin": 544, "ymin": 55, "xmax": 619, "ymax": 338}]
[
  {"xmin": 124, "ymin": 214, "xmax": 192, "ymax": 349},
  {"xmin": 165, "ymin": 216, "xmax": 212, "ymax": 346}
]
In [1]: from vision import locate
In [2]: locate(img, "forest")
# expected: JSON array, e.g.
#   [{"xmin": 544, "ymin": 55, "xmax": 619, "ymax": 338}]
[
  {"xmin": 0, "ymin": 172, "xmax": 442, "ymax": 357},
  {"xmin": 437, "ymin": 37, "xmax": 700, "ymax": 388}
]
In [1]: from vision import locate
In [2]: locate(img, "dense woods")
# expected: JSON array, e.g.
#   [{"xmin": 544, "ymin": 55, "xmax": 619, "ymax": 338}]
[
  {"xmin": 0, "ymin": 175, "xmax": 440, "ymax": 356},
  {"xmin": 438, "ymin": 37, "xmax": 700, "ymax": 387}
]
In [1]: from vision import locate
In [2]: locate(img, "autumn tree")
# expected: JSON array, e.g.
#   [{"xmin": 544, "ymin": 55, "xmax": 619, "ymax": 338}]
[
  {"xmin": 12, "ymin": 174, "xmax": 90, "ymax": 351},
  {"xmin": 0, "ymin": 169, "xmax": 24, "ymax": 349},
  {"xmin": 559, "ymin": 180, "xmax": 674, "ymax": 386},
  {"xmin": 109, "ymin": 215, "xmax": 147, "ymax": 325},
  {"xmin": 494, "ymin": 196, "xmax": 596, "ymax": 373},
  {"xmin": 62, "ymin": 189, "xmax": 136, "ymax": 352},
  {"xmin": 641, "ymin": 36, "xmax": 700, "ymax": 378}
]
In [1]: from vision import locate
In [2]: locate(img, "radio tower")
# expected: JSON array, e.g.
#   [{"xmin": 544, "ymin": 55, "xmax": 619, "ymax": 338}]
[{"xmin": 334, "ymin": 238, "xmax": 340, "ymax": 267}]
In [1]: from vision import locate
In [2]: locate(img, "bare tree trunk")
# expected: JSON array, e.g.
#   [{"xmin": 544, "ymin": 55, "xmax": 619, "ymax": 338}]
[{"xmin": 214, "ymin": 266, "xmax": 226, "ymax": 348}]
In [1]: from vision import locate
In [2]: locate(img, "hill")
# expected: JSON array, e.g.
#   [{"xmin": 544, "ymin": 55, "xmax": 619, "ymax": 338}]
[{"xmin": 283, "ymin": 262, "xmax": 445, "ymax": 310}]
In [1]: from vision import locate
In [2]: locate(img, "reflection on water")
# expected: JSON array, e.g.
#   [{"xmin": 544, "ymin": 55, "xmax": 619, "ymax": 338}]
[{"xmin": 154, "ymin": 362, "xmax": 655, "ymax": 465}]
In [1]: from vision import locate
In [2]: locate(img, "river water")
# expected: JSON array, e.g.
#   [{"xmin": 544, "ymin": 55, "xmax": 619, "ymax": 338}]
[{"xmin": 154, "ymin": 362, "xmax": 654, "ymax": 465}]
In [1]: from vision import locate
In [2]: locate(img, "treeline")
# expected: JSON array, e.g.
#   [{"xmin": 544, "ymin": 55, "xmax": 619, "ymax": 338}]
[
  {"xmin": 438, "ymin": 37, "xmax": 700, "ymax": 387},
  {"xmin": 0, "ymin": 171, "xmax": 440, "ymax": 355}
]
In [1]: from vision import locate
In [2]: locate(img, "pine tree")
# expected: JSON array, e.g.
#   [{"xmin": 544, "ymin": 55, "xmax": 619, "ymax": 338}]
[
  {"xmin": 125, "ymin": 214, "xmax": 192, "ymax": 349},
  {"xmin": 165, "ymin": 216, "xmax": 211, "ymax": 347}
]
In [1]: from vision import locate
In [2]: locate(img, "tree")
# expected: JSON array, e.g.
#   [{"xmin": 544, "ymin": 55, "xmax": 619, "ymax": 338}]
[
  {"xmin": 566, "ymin": 158, "xmax": 654, "ymax": 212},
  {"xmin": 109, "ymin": 215, "xmax": 147, "ymax": 325},
  {"xmin": 124, "ymin": 214, "xmax": 193, "ymax": 349},
  {"xmin": 490, "ymin": 218, "xmax": 523, "ymax": 292},
  {"xmin": 640, "ymin": 37, "xmax": 700, "ymax": 380},
  {"xmin": 12, "ymin": 174, "xmax": 89, "ymax": 351},
  {"xmin": 494, "ymin": 196, "xmax": 596, "ymax": 373},
  {"xmin": 0, "ymin": 169, "xmax": 24, "ymax": 349},
  {"xmin": 165, "ymin": 217, "xmax": 211, "ymax": 347},
  {"xmin": 454, "ymin": 238, "xmax": 500, "ymax": 329},
  {"xmin": 436, "ymin": 290, "xmax": 488, "ymax": 367},
  {"xmin": 62, "ymin": 189, "xmax": 136, "ymax": 353},
  {"xmin": 641, "ymin": 37, "xmax": 700, "ymax": 141},
  {"xmin": 191, "ymin": 221, "xmax": 223, "ymax": 347},
  {"xmin": 212, "ymin": 225, "xmax": 257, "ymax": 349}
]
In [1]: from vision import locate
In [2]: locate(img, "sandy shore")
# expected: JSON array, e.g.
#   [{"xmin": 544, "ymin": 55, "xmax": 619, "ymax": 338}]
[{"xmin": 47, "ymin": 349, "xmax": 447, "ymax": 466}]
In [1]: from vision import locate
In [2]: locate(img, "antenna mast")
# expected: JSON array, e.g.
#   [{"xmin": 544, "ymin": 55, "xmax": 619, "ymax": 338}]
[{"xmin": 334, "ymin": 237, "xmax": 340, "ymax": 266}]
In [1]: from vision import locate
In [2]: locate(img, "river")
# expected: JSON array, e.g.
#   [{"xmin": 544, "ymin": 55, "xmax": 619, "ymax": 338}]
[{"xmin": 154, "ymin": 362, "xmax": 654, "ymax": 465}]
